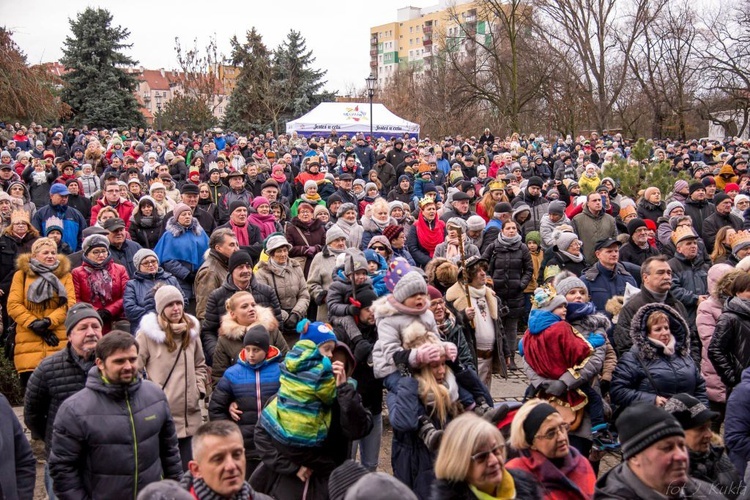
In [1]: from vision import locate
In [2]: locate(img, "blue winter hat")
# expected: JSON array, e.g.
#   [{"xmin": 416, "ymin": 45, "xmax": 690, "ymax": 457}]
[
  {"xmin": 364, "ymin": 249, "xmax": 379, "ymax": 263},
  {"xmin": 297, "ymin": 319, "xmax": 336, "ymax": 346}
]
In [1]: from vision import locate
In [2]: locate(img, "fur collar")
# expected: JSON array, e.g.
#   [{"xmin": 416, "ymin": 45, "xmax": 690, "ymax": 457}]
[
  {"xmin": 17, "ymin": 253, "xmax": 71, "ymax": 277},
  {"xmin": 361, "ymin": 215, "xmax": 397, "ymax": 232},
  {"xmin": 137, "ymin": 312, "xmax": 200, "ymax": 344},
  {"xmin": 629, "ymin": 303, "xmax": 689, "ymax": 360},
  {"xmin": 165, "ymin": 216, "xmax": 202, "ymax": 237},
  {"xmin": 218, "ymin": 305, "xmax": 279, "ymax": 340},
  {"xmin": 445, "ymin": 281, "xmax": 498, "ymax": 319},
  {"xmin": 372, "ymin": 294, "xmax": 399, "ymax": 319}
]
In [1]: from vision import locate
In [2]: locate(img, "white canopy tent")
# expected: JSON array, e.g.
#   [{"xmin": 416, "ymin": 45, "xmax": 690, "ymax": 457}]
[{"xmin": 286, "ymin": 102, "xmax": 420, "ymax": 139}]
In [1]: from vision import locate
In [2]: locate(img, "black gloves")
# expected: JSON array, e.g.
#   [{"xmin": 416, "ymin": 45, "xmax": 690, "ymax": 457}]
[
  {"xmin": 315, "ymin": 292, "xmax": 327, "ymax": 306},
  {"xmin": 29, "ymin": 318, "xmax": 51, "ymax": 335},
  {"xmin": 41, "ymin": 330, "xmax": 59, "ymax": 347},
  {"xmin": 283, "ymin": 313, "xmax": 299, "ymax": 331},
  {"xmin": 185, "ymin": 271, "xmax": 197, "ymax": 284},
  {"xmin": 599, "ymin": 379, "xmax": 611, "ymax": 397},
  {"xmin": 97, "ymin": 309, "xmax": 112, "ymax": 323},
  {"xmin": 345, "ymin": 305, "xmax": 360, "ymax": 316},
  {"xmin": 541, "ymin": 380, "xmax": 568, "ymax": 397}
]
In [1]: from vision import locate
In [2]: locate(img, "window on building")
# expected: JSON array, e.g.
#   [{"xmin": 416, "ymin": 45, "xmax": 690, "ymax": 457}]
[{"xmin": 410, "ymin": 26, "xmax": 413, "ymax": 33}]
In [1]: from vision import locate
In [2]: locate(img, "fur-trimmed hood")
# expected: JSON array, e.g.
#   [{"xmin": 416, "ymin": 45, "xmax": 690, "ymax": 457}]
[
  {"xmin": 165, "ymin": 215, "xmax": 203, "ymax": 237},
  {"xmin": 137, "ymin": 311, "xmax": 200, "ymax": 344},
  {"xmin": 218, "ymin": 304, "xmax": 279, "ymax": 340},
  {"xmin": 401, "ymin": 321, "xmax": 441, "ymax": 350},
  {"xmin": 16, "ymin": 253, "xmax": 71, "ymax": 278},
  {"xmin": 425, "ymin": 257, "xmax": 458, "ymax": 288},
  {"xmin": 372, "ymin": 294, "xmax": 399, "ymax": 319},
  {"xmin": 629, "ymin": 303, "xmax": 690, "ymax": 360}
]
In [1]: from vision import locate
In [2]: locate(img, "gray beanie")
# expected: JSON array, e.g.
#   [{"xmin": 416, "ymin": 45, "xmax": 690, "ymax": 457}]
[
  {"xmin": 154, "ymin": 285, "xmax": 184, "ymax": 315},
  {"xmin": 344, "ymin": 472, "xmax": 418, "ymax": 500},
  {"xmin": 82, "ymin": 234, "xmax": 110, "ymax": 255},
  {"xmin": 466, "ymin": 215, "xmax": 486, "ymax": 231},
  {"xmin": 446, "ymin": 217, "xmax": 468, "ymax": 232},
  {"xmin": 137, "ymin": 479, "xmax": 193, "ymax": 500},
  {"xmin": 548, "ymin": 200, "xmax": 567, "ymax": 215},
  {"xmin": 304, "ymin": 180, "xmax": 318, "ymax": 192},
  {"xmin": 532, "ymin": 287, "xmax": 567, "ymax": 312},
  {"xmin": 133, "ymin": 249, "xmax": 158, "ymax": 270},
  {"xmin": 65, "ymin": 302, "xmax": 103, "ymax": 336},
  {"xmin": 337, "ymin": 202, "xmax": 357, "ymax": 218},
  {"xmin": 393, "ymin": 271, "xmax": 428, "ymax": 303},
  {"xmin": 663, "ymin": 200, "xmax": 684, "ymax": 217},
  {"xmin": 364, "ymin": 182, "xmax": 379, "ymax": 193},
  {"xmin": 555, "ymin": 276, "xmax": 587, "ymax": 299},
  {"xmin": 326, "ymin": 225, "xmax": 347, "ymax": 244},
  {"xmin": 388, "ymin": 200, "xmax": 405, "ymax": 214},
  {"xmin": 554, "ymin": 230, "xmax": 579, "ymax": 252},
  {"xmin": 344, "ymin": 249, "xmax": 369, "ymax": 276}
]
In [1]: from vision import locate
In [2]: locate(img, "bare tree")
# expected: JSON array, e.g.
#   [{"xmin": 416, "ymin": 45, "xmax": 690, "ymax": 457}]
[
  {"xmin": 172, "ymin": 35, "xmax": 225, "ymax": 130},
  {"xmin": 696, "ymin": 0, "xmax": 750, "ymax": 138},
  {"xmin": 534, "ymin": 0, "xmax": 667, "ymax": 133}
]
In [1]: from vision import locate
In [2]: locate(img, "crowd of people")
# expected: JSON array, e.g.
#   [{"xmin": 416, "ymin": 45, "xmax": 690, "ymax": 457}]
[{"xmin": 3, "ymin": 121, "xmax": 750, "ymax": 499}]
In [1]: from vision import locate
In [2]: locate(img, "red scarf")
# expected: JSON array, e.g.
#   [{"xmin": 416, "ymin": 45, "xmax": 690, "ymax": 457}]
[
  {"xmin": 247, "ymin": 212, "xmax": 277, "ymax": 240},
  {"xmin": 229, "ymin": 221, "xmax": 250, "ymax": 246},
  {"xmin": 506, "ymin": 448, "xmax": 595, "ymax": 500},
  {"xmin": 415, "ymin": 211, "xmax": 445, "ymax": 257}
]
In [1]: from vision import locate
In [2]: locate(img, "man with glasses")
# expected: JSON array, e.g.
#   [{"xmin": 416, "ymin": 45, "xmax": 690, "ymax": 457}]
[
  {"xmin": 90, "ymin": 180, "xmax": 135, "ymax": 229},
  {"xmin": 612, "ymin": 255, "xmax": 693, "ymax": 358},
  {"xmin": 702, "ymin": 192, "xmax": 742, "ymax": 253},
  {"xmin": 619, "ymin": 218, "xmax": 660, "ymax": 266}
]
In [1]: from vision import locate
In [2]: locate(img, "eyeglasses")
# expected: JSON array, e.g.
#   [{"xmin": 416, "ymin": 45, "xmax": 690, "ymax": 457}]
[
  {"xmin": 535, "ymin": 423, "xmax": 570, "ymax": 441},
  {"xmin": 89, "ymin": 249, "xmax": 108, "ymax": 256},
  {"xmin": 471, "ymin": 444, "xmax": 506, "ymax": 464},
  {"xmin": 200, "ymin": 190, "xmax": 209, "ymax": 194},
  {"xmin": 140, "ymin": 259, "xmax": 158, "ymax": 267}
]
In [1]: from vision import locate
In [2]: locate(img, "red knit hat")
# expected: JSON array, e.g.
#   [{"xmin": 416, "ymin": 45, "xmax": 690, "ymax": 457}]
[
  {"xmin": 427, "ymin": 285, "xmax": 443, "ymax": 301},
  {"xmin": 383, "ymin": 224, "xmax": 404, "ymax": 242},
  {"xmin": 644, "ymin": 219, "xmax": 657, "ymax": 231}
]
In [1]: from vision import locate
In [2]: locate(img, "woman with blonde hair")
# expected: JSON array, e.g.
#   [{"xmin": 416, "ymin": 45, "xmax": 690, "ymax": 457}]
[
  {"xmin": 135, "ymin": 284, "xmax": 207, "ymax": 470},
  {"xmin": 506, "ymin": 399, "xmax": 595, "ymax": 499},
  {"xmin": 710, "ymin": 226, "xmax": 736, "ymax": 265},
  {"xmin": 95, "ymin": 205, "xmax": 118, "ymax": 227},
  {"xmin": 361, "ymin": 197, "xmax": 397, "ymax": 249},
  {"xmin": 433, "ymin": 413, "xmax": 541, "ymax": 499},
  {"xmin": 8, "ymin": 237, "xmax": 75, "ymax": 388}
]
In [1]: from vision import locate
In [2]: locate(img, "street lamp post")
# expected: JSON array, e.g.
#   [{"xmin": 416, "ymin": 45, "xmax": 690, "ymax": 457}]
[
  {"xmin": 365, "ymin": 74, "xmax": 376, "ymax": 140},
  {"xmin": 156, "ymin": 98, "xmax": 162, "ymax": 131}
]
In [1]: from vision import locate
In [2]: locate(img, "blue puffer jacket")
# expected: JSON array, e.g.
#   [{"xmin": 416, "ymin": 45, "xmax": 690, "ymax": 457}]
[
  {"xmin": 580, "ymin": 262, "xmax": 637, "ymax": 314},
  {"xmin": 611, "ymin": 303, "xmax": 707, "ymax": 409},
  {"xmin": 32, "ymin": 203, "xmax": 86, "ymax": 252},
  {"xmin": 208, "ymin": 347, "xmax": 281, "ymax": 462},
  {"xmin": 123, "ymin": 268, "xmax": 184, "ymax": 333}
]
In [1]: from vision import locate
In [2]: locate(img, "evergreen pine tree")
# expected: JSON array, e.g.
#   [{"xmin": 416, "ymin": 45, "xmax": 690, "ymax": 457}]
[
  {"xmin": 602, "ymin": 138, "xmax": 690, "ymax": 199},
  {"xmin": 223, "ymin": 28, "xmax": 275, "ymax": 133},
  {"xmin": 60, "ymin": 7, "xmax": 143, "ymax": 128},
  {"xmin": 273, "ymin": 30, "xmax": 336, "ymax": 126}
]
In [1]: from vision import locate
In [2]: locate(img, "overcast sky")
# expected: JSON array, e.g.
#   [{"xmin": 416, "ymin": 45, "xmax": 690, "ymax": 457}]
[{"xmin": 0, "ymin": 0, "xmax": 427, "ymax": 95}]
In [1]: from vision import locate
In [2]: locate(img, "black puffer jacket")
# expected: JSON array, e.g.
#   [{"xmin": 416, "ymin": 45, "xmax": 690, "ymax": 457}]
[
  {"xmin": 708, "ymin": 297, "xmax": 750, "ymax": 388},
  {"xmin": 702, "ymin": 211, "xmax": 742, "ymax": 254},
  {"xmin": 201, "ymin": 275, "xmax": 282, "ymax": 365},
  {"xmin": 481, "ymin": 236, "xmax": 533, "ymax": 317},
  {"xmin": 684, "ymin": 198, "xmax": 716, "ymax": 238},
  {"xmin": 667, "ymin": 251, "xmax": 709, "ymax": 325},
  {"xmin": 431, "ymin": 470, "xmax": 542, "ymax": 499},
  {"xmin": 610, "ymin": 303, "xmax": 708, "ymax": 409},
  {"xmin": 636, "ymin": 198, "xmax": 665, "ymax": 224},
  {"xmin": 49, "ymin": 367, "xmax": 183, "ymax": 499},
  {"xmin": 23, "ymin": 344, "xmax": 94, "ymax": 452},
  {"xmin": 129, "ymin": 214, "xmax": 164, "ymax": 249},
  {"xmin": 689, "ymin": 446, "xmax": 742, "ymax": 500}
]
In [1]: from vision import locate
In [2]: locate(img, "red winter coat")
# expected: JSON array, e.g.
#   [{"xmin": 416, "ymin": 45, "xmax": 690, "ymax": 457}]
[
  {"xmin": 90, "ymin": 198, "xmax": 135, "ymax": 229},
  {"xmin": 71, "ymin": 259, "xmax": 129, "ymax": 333}
]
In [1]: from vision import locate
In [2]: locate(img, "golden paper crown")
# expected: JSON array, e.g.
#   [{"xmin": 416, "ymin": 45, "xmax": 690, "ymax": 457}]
[
  {"xmin": 488, "ymin": 181, "xmax": 505, "ymax": 191},
  {"xmin": 671, "ymin": 226, "xmax": 698, "ymax": 245},
  {"xmin": 10, "ymin": 209, "xmax": 30, "ymax": 225},
  {"xmin": 730, "ymin": 230, "xmax": 750, "ymax": 251}
]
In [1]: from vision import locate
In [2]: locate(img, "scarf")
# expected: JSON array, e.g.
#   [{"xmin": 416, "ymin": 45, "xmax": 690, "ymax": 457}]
[
  {"xmin": 83, "ymin": 255, "xmax": 114, "ymax": 305},
  {"xmin": 370, "ymin": 216, "xmax": 391, "ymax": 232},
  {"xmin": 437, "ymin": 312, "xmax": 456, "ymax": 338},
  {"xmin": 468, "ymin": 468, "xmax": 516, "ymax": 500},
  {"xmin": 247, "ymin": 211, "xmax": 277, "ymax": 240},
  {"xmin": 566, "ymin": 301, "xmax": 597, "ymax": 322},
  {"xmin": 302, "ymin": 193, "xmax": 321, "ymax": 203},
  {"xmin": 415, "ymin": 212, "xmax": 445, "ymax": 257},
  {"xmin": 269, "ymin": 257, "xmax": 288, "ymax": 271},
  {"xmin": 271, "ymin": 171, "xmax": 287, "ymax": 184},
  {"xmin": 27, "ymin": 258, "xmax": 67, "ymax": 305},
  {"xmin": 387, "ymin": 294, "xmax": 430, "ymax": 315},
  {"xmin": 648, "ymin": 334, "xmax": 676, "ymax": 356},
  {"xmin": 229, "ymin": 221, "xmax": 250, "ymax": 246},
  {"xmin": 559, "ymin": 249, "xmax": 584, "ymax": 263},
  {"xmin": 496, "ymin": 233, "xmax": 522, "ymax": 248},
  {"xmin": 189, "ymin": 474, "xmax": 252, "ymax": 500}
]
